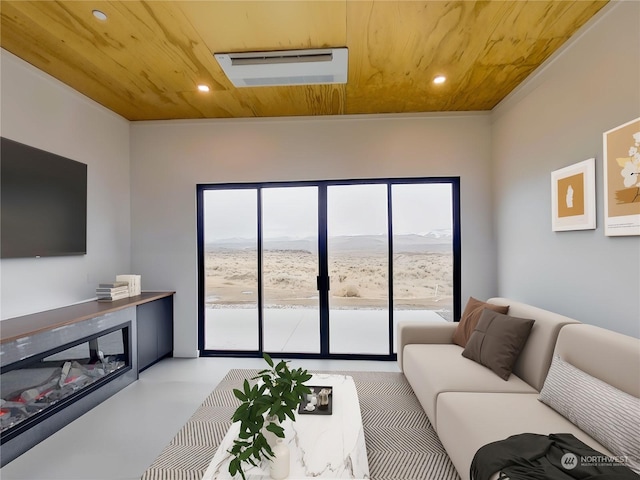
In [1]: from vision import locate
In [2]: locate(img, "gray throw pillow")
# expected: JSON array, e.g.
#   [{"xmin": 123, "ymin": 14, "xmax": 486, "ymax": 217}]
[
  {"xmin": 539, "ymin": 355, "xmax": 640, "ymax": 473},
  {"xmin": 462, "ymin": 309, "xmax": 534, "ymax": 380}
]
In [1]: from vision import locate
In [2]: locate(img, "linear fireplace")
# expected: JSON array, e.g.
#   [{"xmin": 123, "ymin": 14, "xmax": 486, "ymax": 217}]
[
  {"xmin": 1, "ymin": 323, "xmax": 132, "ymax": 441},
  {"xmin": 0, "ymin": 292, "xmax": 173, "ymax": 466},
  {"xmin": 0, "ymin": 304, "xmax": 140, "ymax": 466}
]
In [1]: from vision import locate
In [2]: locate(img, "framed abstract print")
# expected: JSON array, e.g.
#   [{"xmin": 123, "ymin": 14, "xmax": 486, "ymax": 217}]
[
  {"xmin": 603, "ymin": 117, "xmax": 640, "ymax": 236},
  {"xmin": 551, "ymin": 158, "xmax": 596, "ymax": 232}
]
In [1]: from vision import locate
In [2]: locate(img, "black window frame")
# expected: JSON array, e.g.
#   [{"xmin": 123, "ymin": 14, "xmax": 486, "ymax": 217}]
[{"xmin": 197, "ymin": 177, "xmax": 461, "ymax": 361}]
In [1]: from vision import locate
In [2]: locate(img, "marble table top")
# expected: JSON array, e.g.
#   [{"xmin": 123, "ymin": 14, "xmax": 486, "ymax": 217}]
[{"xmin": 201, "ymin": 373, "xmax": 370, "ymax": 479}]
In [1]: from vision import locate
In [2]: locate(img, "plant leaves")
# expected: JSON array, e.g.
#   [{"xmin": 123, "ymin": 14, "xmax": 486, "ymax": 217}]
[
  {"xmin": 229, "ymin": 458, "xmax": 238, "ymax": 476},
  {"xmin": 265, "ymin": 422, "xmax": 285, "ymax": 437},
  {"xmin": 263, "ymin": 353, "xmax": 274, "ymax": 367},
  {"xmin": 229, "ymin": 360, "xmax": 311, "ymax": 479},
  {"xmin": 233, "ymin": 388, "xmax": 248, "ymax": 402},
  {"xmin": 243, "ymin": 379, "xmax": 251, "ymax": 397},
  {"xmin": 239, "ymin": 448, "xmax": 253, "ymax": 461},
  {"xmin": 231, "ymin": 403, "xmax": 249, "ymax": 422},
  {"xmin": 255, "ymin": 404, "xmax": 269, "ymax": 418}
]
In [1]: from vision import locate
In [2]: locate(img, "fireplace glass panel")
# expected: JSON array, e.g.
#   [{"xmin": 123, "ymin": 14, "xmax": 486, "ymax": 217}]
[{"xmin": 0, "ymin": 325, "xmax": 130, "ymax": 435}]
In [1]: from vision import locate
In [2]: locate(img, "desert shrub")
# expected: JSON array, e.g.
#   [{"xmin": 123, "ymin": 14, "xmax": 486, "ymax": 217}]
[
  {"xmin": 268, "ymin": 274, "xmax": 298, "ymax": 286},
  {"xmin": 336, "ymin": 285, "xmax": 361, "ymax": 298},
  {"xmin": 226, "ymin": 273, "xmax": 256, "ymax": 281}
]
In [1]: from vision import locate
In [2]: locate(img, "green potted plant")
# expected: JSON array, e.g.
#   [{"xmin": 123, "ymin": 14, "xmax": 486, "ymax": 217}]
[{"xmin": 228, "ymin": 354, "xmax": 312, "ymax": 479}]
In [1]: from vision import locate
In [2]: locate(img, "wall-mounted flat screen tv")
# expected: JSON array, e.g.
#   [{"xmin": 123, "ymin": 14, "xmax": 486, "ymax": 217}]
[{"xmin": 1, "ymin": 137, "xmax": 87, "ymax": 258}]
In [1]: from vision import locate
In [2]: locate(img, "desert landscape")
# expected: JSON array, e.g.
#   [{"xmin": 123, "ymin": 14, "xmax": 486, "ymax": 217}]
[{"xmin": 204, "ymin": 234, "xmax": 453, "ymax": 313}]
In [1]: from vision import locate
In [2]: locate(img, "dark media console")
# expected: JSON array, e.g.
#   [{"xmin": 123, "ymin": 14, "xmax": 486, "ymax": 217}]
[{"xmin": 0, "ymin": 292, "xmax": 174, "ymax": 466}]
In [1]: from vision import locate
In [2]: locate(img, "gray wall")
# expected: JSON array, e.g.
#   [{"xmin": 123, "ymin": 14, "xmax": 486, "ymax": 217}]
[
  {"xmin": 130, "ymin": 114, "xmax": 495, "ymax": 356},
  {"xmin": 491, "ymin": 1, "xmax": 640, "ymax": 337},
  {"xmin": 0, "ymin": 50, "xmax": 131, "ymax": 319}
]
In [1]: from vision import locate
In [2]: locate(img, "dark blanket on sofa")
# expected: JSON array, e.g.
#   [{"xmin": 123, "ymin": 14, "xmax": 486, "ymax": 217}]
[{"xmin": 471, "ymin": 433, "xmax": 639, "ymax": 480}]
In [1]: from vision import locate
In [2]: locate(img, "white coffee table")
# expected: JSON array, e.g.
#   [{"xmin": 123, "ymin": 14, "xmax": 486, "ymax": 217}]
[{"xmin": 201, "ymin": 373, "xmax": 370, "ymax": 479}]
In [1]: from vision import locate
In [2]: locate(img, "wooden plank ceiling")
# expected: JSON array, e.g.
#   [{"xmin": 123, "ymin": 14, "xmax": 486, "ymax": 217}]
[{"xmin": 0, "ymin": 1, "xmax": 608, "ymax": 121}]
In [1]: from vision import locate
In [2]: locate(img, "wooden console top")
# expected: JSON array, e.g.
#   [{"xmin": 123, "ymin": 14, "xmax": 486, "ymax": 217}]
[{"xmin": 0, "ymin": 291, "xmax": 175, "ymax": 344}]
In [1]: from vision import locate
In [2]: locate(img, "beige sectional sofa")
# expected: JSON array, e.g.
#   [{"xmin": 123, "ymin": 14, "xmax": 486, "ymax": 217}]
[{"xmin": 398, "ymin": 298, "xmax": 640, "ymax": 480}]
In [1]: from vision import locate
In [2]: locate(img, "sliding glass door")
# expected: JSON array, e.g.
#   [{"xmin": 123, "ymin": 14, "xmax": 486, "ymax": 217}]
[
  {"xmin": 202, "ymin": 188, "xmax": 259, "ymax": 351},
  {"xmin": 391, "ymin": 183, "xmax": 454, "ymax": 352},
  {"xmin": 262, "ymin": 187, "xmax": 320, "ymax": 353},
  {"xmin": 327, "ymin": 184, "xmax": 389, "ymax": 355},
  {"xmin": 198, "ymin": 178, "xmax": 459, "ymax": 359}
]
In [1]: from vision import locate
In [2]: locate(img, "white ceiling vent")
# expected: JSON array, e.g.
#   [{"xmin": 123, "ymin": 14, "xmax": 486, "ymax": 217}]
[{"xmin": 214, "ymin": 48, "xmax": 348, "ymax": 88}]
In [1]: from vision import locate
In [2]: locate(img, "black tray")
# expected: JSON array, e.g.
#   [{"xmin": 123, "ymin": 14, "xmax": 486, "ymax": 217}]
[{"xmin": 297, "ymin": 385, "xmax": 332, "ymax": 415}]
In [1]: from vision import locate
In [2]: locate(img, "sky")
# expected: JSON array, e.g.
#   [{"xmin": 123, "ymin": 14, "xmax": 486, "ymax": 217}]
[{"xmin": 203, "ymin": 183, "xmax": 452, "ymax": 241}]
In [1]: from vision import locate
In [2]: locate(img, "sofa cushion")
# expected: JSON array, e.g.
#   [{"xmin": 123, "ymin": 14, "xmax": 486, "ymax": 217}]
[
  {"xmin": 486, "ymin": 298, "xmax": 580, "ymax": 390},
  {"xmin": 436, "ymin": 392, "xmax": 613, "ymax": 480},
  {"xmin": 462, "ymin": 309, "xmax": 534, "ymax": 381},
  {"xmin": 452, "ymin": 297, "xmax": 509, "ymax": 347},
  {"xmin": 539, "ymin": 354, "xmax": 640, "ymax": 473},
  {"xmin": 553, "ymin": 323, "xmax": 640, "ymax": 398},
  {"xmin": 402, "ymin": 344, "xmax": 536, "ymax": 431},
  {"xmin": 397, "ymin": 321, "xmax": 457, "ymax": 371}
]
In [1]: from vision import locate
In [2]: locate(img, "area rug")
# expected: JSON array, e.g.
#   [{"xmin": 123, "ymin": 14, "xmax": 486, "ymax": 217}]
[{"xmin": 141, "ymin": 369, "xmax": 460, "ymax": 480}]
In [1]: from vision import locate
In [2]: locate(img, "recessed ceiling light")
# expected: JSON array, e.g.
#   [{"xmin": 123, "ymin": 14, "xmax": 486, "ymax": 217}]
[
  {"xmin": 433, "ymin": 75, "xmax": 446, "ymax": 85},
  {"xmin": 197, "ymin": 85, "xmax": 210, "ymax": 93},
  {"xmin": 92, "ymin": 10, "xmax": 108, "ymax": 21}
]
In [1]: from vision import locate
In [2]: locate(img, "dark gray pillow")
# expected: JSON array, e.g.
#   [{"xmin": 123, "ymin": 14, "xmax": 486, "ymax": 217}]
[{"xmin": 462, "ymin": 309, "xmax": 535, "ymax": 380}]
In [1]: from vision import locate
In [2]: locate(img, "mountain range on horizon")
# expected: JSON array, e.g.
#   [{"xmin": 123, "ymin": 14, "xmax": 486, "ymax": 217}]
[{"xmin": 206, "ymin": 230, "xmax": 453, "ymax": 254}]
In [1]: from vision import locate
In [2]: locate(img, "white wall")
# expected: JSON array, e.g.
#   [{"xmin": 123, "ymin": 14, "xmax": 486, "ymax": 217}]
[
  {"xmin": 130, "ymin": 113, "xmax": 494, "ymax": 356},
  {"xmin": 0, "ymin": 50, "xmax": 131, "ymax": 319},
  {"xmin": 491, "ymin": 2, "xmax": 640, "ymax": 337}
]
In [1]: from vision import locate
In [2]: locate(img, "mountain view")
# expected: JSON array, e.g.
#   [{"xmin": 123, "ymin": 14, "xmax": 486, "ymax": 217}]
[
  {"xmin": 207, "ymin": 230, "xmax": 453, "ymax": 253},
  {"xmin": 204, "ymin": 230, "xmax": 454, "ymax": 311}
]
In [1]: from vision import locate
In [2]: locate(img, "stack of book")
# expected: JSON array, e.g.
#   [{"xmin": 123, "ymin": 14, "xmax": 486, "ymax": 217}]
[
  {"xmin": 116, "ymin": 274, "xmax": 141, "ymax": 297},
  {"xmin": 96, "ymin": 281, "xmax": 130, "ymax": 302}
]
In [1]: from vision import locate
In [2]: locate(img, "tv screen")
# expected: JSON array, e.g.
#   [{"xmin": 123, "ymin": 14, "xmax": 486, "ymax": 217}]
[{"xmin": 1, "ymin": 137, "xmax": 87, "ymax": 258}]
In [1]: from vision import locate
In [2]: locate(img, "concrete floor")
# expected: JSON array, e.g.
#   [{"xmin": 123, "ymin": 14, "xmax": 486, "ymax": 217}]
[{"xmin": 205, "ymin": 308, "xmax": 447, "ymax": 354}]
